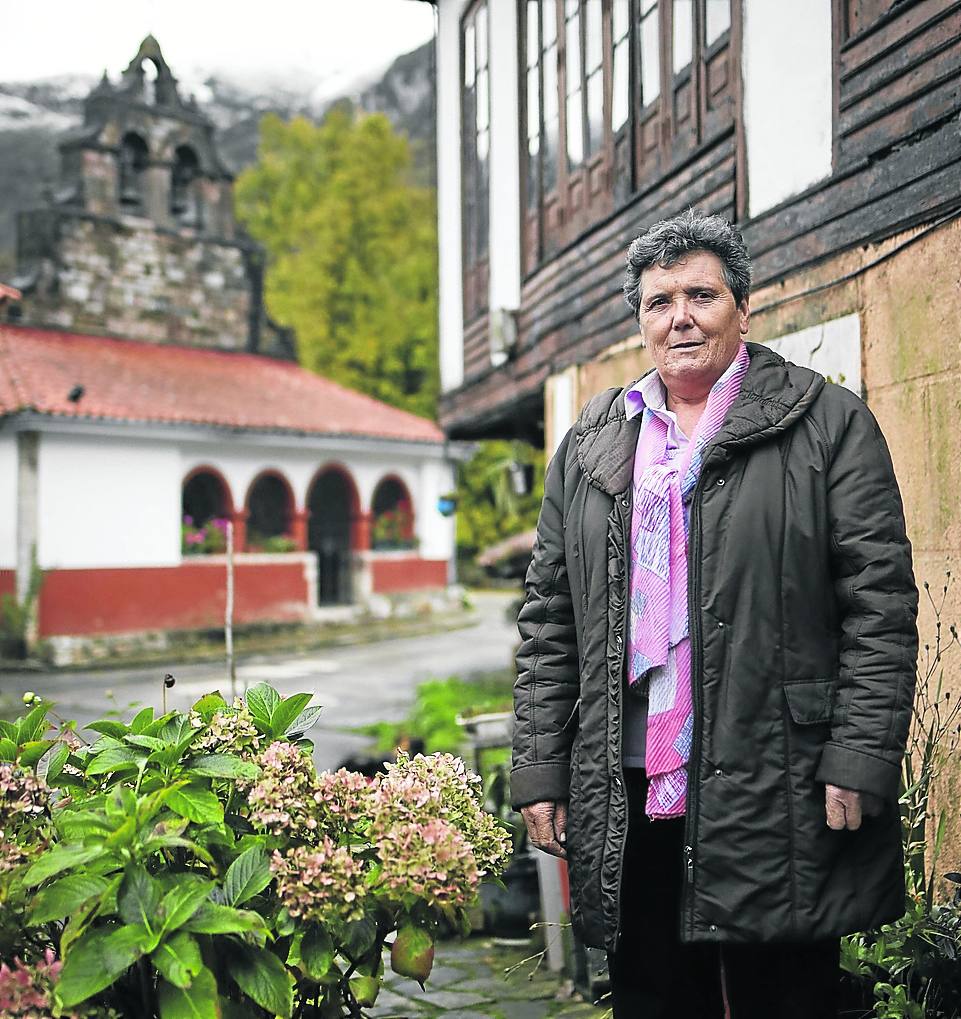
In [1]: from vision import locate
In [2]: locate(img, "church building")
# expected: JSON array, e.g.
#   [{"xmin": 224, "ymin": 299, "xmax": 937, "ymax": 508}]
[{"xmin": 0, "ymin": 38, "xmax": 458, "ymax": 663}]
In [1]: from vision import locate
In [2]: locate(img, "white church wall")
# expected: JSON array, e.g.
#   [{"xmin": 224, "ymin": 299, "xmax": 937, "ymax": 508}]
[
  {"xmin": 415, "ymin": 459, "xmax": 457, "ymax": 560},
  {"xmin": 0, "ymin": 434, "xmax": 18, "ymax": 568},
  {"xmin": 38, "ymin": 433, "xmax": 181, "ymax": 569}
]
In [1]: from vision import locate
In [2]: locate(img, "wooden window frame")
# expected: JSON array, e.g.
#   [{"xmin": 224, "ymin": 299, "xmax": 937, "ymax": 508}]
[
  {"xmin": 521, "ymin": 0, "xmax": 738, "ymax": 275},
  {"xmin": 461, "ymin": 0, "xmax": 491, "ymax": 323}
]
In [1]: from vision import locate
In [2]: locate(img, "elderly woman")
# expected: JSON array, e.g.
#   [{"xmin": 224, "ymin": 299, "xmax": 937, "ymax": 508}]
[{"xmin": 511, "ymin": 210, "xmax": 918, "ymax": 1017}]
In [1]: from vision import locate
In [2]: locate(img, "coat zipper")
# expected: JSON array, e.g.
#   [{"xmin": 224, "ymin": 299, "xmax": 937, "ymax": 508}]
[
  {"xmin": 612, "ymin": 496, "xmax": 631, "ymax": 954},
  {"xmin": 681, "ymin": 460, "xmax": 711, "ymax": 940}
]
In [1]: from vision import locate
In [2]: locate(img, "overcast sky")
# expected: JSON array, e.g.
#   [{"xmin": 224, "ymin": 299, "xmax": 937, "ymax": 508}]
[{"xmin": 3, "ymin": 1, "xmax": 435, "ymax": 96}]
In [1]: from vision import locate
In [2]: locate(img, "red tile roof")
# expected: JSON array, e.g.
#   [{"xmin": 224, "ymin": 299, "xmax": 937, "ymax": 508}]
[{"xmin": 0, "ymin": 324, "xmax": 444, "ymax": 444}]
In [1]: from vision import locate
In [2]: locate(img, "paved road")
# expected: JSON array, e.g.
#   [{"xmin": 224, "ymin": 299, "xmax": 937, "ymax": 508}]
[{"xmin": 0, "ymin": 591, "xmax": 519, "ymax": 771}]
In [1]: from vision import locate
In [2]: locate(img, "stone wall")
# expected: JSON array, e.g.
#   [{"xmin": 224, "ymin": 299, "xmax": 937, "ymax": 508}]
[{"xmin": 19, "ymin": 211, "xmax": 253, "ymax": 349}]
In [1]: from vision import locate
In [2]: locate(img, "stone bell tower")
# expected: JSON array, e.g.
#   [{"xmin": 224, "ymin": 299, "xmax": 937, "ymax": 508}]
[{"xmin": 11, "ymin": 36, "xmax": 280, "ymax": 354}]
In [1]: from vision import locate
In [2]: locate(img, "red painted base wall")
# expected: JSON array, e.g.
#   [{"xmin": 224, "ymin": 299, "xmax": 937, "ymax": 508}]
[
  {"xmin": 33, "ymin": 561, "xmax": 310, "ymax": 637},
  {"xmin": 370, "ymin": 558, "xmax": 448, "ymax": 594},
  {"xmin": 0, "ymin": 570, "xmax": 14, "ymax": 599}
]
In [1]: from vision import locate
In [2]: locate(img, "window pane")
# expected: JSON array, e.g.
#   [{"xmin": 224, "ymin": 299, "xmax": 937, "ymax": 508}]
[
  {"xmin": 477, "ymin": 67, "xmax": 489, "ymax": 131},
  {"xmin": 544, "ymin": 43, "xmax": 559, "ymax": 124},
  {"xmin": 641, "ymin": 0, "xmax": 657, "ymax": 12},
  {"xmin": 464, "ymin": 22, "xmax": 475, "ymax": 86},
  {"xmin": 611, "ymin": 40, "xmax": 629, "ymax": 131},
  {"xmin": 527, "ymin": 138, "xmax": 540, "ymax": 209},
  {"xmin": 613, "ymin": 0, "xmax": 630, "ymax": 42},
  {"xmin": 587, "ymin": 71, "xmax": 603, "ymax": 153},
  {"xmin": 476, "ymin": 5, "xmax": 488, "ymax": 70},
  {"xmin": 705, "ymin": 0, "xmax": 730, "ymax": 45},
  {"xmin": 640, "ymin": 8, "xmax": 660, "ymax": 105},
  {"xmin": 585, "ymin": 0, "xmax": 603, "ymax": 73},
  {"xmin": 673, "ymin": 0, "xmax": 693, "ymax": 74},
  {"xmin": 528, "ymin": 1, "xmax": 540, "ymax": 66},
  {"xmin": 544, "ymin": 110, "xmax": 559, "ymax": 192},
  {"xmin": 567, "ymin": 88, "xmax": 584, "ymax": 166},
  {"xmin": 527, "ymin": 65, "xmax": 540, "ymax": 141},
  {"xmin": 565, "ymin": 0, "xmax": 579, "ymax": 17},
  {"xmin": 543, "ymin": 0, "xmax": 557, "ymax": 48},
  {"xmin": 566, "ymin": 6, "xmax": 581, "ymax": 91},
  {"xmin": 543, "ymin": 41, "xmax": 559, "ymax": 192}
]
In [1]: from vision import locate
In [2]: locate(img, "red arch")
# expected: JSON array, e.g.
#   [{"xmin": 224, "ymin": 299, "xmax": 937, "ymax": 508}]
[
  {"xmin": 307, "ymin": 463, "xmax": 362, "ymax": 551},
  {"xmin": 244, "ymin": 469, "xmax": 297, "ymax": 551},
  {"xmin": 182, "ymin": 465, "xmax": 235, "ymax": 515},
  {"xmin": 370, "ymin": 474, "xmax": 415, "ymax": 547}
]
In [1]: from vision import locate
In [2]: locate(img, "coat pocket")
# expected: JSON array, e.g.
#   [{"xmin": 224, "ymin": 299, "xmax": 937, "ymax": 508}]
[{"xmin": 783, "ymin": 678, "xmax": 836, "ymax": 725}]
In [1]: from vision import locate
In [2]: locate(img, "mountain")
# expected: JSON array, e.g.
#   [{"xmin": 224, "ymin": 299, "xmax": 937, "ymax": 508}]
[{"xmin": 0, "ymin": 40, "xmax": 435, "ymax": 277}]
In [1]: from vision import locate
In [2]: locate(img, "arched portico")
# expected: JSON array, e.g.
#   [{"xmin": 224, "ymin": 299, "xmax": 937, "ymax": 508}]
[{"xmin": 307, "ymin": 464, "xmax": 361, "ymax": 605}]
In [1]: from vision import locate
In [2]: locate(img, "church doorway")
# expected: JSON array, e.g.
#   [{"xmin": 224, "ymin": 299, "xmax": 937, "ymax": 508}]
[{"xmin": 307, "ymin": 467, "xmax": 358, "ymax": 605}]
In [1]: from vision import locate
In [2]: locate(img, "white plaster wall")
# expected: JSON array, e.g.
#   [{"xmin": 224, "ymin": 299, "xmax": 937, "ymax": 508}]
[
  {"xmin": 38, "ymin": 434, "xmax": 181, "ymax": 568},
  {"xmin": 437, "ymin": 0, "xmax": 470, "ymax": 392},
  {"xmin": 181, "ymin": 440, "xmax": 456, "ymax": 563},
  {"xmin": 743, "ymin": 0, "xmax": 833, "ymax": 217},
  {"xmin": 764, "ymin": 313, "xmax": 862, "ymax": 396},
  {"xmin": 0, "ymin": 435, "xmax": 17, "ymax": 568},
  {"xmin": 488, "ymin": 0, "xmax": 522, "ymax": 318},
  {"xmin": 547, "ymin": 367, "xmax": 578, "ymax": 458},
  {"xmin": 416, "ymin": 459, "xmax": 457, "ymax": 559}
]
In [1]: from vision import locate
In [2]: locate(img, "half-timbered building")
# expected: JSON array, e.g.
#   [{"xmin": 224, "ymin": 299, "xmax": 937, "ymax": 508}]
[{"xmin": 427, "ymin": 0, "xmax": 961, "ymax": 852}]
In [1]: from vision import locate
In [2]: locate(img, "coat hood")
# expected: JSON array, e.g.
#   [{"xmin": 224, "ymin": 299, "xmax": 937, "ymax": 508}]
[{"xmin": 573, "ymin": 341, "xmax": 825, "ymax": 495}]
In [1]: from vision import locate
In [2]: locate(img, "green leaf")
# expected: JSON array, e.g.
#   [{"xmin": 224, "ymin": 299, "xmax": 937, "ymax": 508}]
[
  {"xmin": 125, "ymin": 734, "xmax": 166, "ymax": 751},
  {"xmin": 182, "ymin": 902, "xmax": 264, "ymax": 935},
  {"xmin": 228, "ymin": 943, "xmax": 293, "ymax": 1019},
  {"xmin": 0, "ymin": 719, "xmax": 16, "ymax": 740},
  {"xmin": 58, "ymin": 924, "xmax": 151, "ymax": 1008},
  {"xmin": 157, "ymin": 964, "xmax": 220, "ymax": 1019},
  {"xmin": 19, "ymin": 739, "xmax": 54, "ymax": 768},
  {"xmin": 245, "ymin": 683, "xmax": 280, "ymax": 730},
  {"xmin": 158, "ymin": 714, "xmax": 197, "ymax": 748},
  {"xmin": 0, "ymin": 737, "xmax": 18, "ymax": 761},
  {"xmin": 300, "ymin": 926, "xmax": 334, "ymax": 981},
  {"xmin": 269, "ymin": 693, "xmax": 312, "ymax": 738},
  {"xmin": 86, "ymin": 746, "xmax": 145, "ymax": 776},
  {"xmin": 152, "ymin": 931, "xmax": 203, "ymax": 990},
  {"xmin": 160, "ymin": 876, "xmax": 214, "ymax": 934},
  {"xmin": 40, "ymin": 741, "xmax": 70, "ymax": 784},
  {"xmin": 343, "ymin": 916, "xmax": 377, "ymax": 958},
  {"xmin": 18, "ymin": 701, "xmax": 51, "ymax": 743},
  {"xmin": 30, "ymin": 873, "xmax": 110, "ymax": 925},
  {"xmin": 188, "ymin": 754, "xmax": 260, "ymax": 781},
  {"xmin": 166, "ymin": 784, "xmax": 224, "ymax": 824},
  {"xmin": 25, "ymin": 844, "xmax": 105, "ymax": 888},
  {"xmin": 285, "ymin": 705, "xmax": 322, "ymax": 740},
  {"xmin": 87, "ymin": 720, "xmax": 130, "ymax": 739},
  {"xmin": 131, "ymin": 706, "xmax": 155, "ymax": 733},
  {"xmin": 118, "ymin": 865, "xmax": 162, "ymax": 927},
  {"xmin": 192, "ymin": 693, "xmax": 227, "ymax": 721},
  {"xmin": 224, "ymin": 845, "xmax": 272, "ymax": 907}
]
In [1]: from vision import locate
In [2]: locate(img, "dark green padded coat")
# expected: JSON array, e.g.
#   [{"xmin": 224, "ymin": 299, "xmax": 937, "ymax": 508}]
[{"xmin": 511, "ymin": 342, "xmax": 918, "ymax": 951}]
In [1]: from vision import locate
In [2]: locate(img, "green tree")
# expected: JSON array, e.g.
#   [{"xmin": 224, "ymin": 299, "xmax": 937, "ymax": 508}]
[
  {"xmin": 455, "ymin": 441, "xmax": 545, "ymax": 561},
  {"xmin": 235, "ymin": 108, "xmax": 439, "ymax": 418}
]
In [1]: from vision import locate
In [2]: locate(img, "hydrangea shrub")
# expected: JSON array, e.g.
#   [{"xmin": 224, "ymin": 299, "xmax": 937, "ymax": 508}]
[{"xmin": 0, "ymin": 684, "xmax": 511, "ymax": 1017}]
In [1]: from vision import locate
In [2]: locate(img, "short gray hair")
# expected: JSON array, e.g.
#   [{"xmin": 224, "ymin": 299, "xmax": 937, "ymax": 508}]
[{"xmin": 622, "ymin": 208, "xmax": 752, "ymax": 318}]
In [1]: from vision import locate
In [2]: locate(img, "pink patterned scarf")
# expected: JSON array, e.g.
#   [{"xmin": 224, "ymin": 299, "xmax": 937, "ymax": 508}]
[{"xmin": 627, "ymin": 343, "xmax": 749, "ymax": 819}]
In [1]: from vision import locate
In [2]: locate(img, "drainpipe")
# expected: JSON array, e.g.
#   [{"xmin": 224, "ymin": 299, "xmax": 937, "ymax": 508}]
[{"xmin": 16, "ymin": 431, "xmax": 39, "ymax": 649}]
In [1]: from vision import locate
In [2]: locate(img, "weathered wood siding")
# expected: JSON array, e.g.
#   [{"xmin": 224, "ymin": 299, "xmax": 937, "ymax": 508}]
[{"xmin": 440, "ymin": 0, "xmax": 961, "ymax": 438}]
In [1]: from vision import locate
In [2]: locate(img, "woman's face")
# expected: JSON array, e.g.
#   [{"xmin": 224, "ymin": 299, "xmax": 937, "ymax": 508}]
[{"xmin": 638, "ymin": 250, "xmax": 750, "ymax": 397}]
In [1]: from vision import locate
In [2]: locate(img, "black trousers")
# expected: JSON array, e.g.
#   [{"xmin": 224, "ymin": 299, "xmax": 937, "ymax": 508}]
[{"xmin": 607, "ymin": 770, "xmax": 840, "ymax": 1019}]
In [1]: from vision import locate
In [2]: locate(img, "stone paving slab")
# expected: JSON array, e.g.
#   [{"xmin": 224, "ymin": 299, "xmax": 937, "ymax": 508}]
[{"xmin": 371, "ymin": 935, "xmax": 609, "ymax": 1019}]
